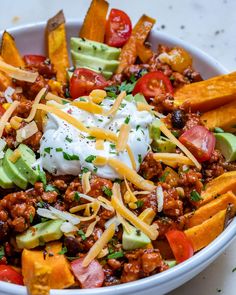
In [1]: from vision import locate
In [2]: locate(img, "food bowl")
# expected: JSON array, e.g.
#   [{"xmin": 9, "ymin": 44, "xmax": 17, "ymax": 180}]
[{"xmin": 0, "ymin": 20, "xmax": 233, "ymax": 295}]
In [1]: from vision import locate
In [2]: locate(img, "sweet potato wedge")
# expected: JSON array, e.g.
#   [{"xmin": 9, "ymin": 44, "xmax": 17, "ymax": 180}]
[
  {"xmin": 0, "ymin": 31, "xmax": 25, "ymax": 67},
  {"xmin": 200, "ymin": 171, "xmax": 236, "ymax": 206},
  {"xmin": 79, "ymin": 0, "xmax": 109, "ymax": 42},
  {"xmin": 116, "ymin": 15, "xmax": 156, "ymax": 74},
  {"xmin": 185, "ymin": 191, "xmax": 236, "ymax": 228},
  {"xmin": 184, "ymin": 209, "xmax": 227, "ymax": 252},
  {"xmin": 174, "ymin": 71, "xmax": 236, "ymax": 112},
  {"xmin": 201, "ymin": 98, "xmax": 236, "ymax": 132},
  {"xmin": 0, "ymin": 56, "xmax": 12, "ymax": 90},
  {"xmin": 22, "ymin": 242, "xmax": 74, "ymax": 291},
  {"xmin": 136, "ymin": 41, "xmax": 154, "ymax": 63},
  {"xmin": 46, "ymin": 10, "xmax": 69, "ymax": 83}
]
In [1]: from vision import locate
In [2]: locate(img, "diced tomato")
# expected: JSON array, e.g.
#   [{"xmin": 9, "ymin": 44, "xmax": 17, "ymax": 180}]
[
  {"xmin": 179, "ymin": 125, "xmax": 215, "ymax": 162},
  {"xmin": 0, "ymin": 265, "xmax": 24, "ymax": 285},
  {"xmin": 165, "ymin": 230, "xmax": 194, "ymax": 263},
  {"xmin": 132, "ymin": 71, "xmax": 174, "ymax": 100},
  {"xmin": 69, "ymin": 68, "xmax": 108, "ymax": 99},
  {"xmin": 23, "ymin": 55, "xmax": 47, "ymax": 67},
  {"xmin": 105, "ymin": 9, "xmax": 132, "ymax": 47},
  {"xmin": 71, "ymin": 258, "xmax": 104, "ymax": 288},
  {"xmin": 0, "ymin": 105, "xmax": 6, "ymax": 117}
]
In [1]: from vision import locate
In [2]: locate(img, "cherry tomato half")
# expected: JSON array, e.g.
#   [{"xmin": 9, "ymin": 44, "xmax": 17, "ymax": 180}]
[
  {"xmin": 70, "ymin": 68, "xmax": 108, "ymax": 99},
  {"xmin": 165, "ymin": 230, "xmax": 194, "ymax": 263},
  {"xmin": 179, "ymin": 125, "xmax": 215, "ymax": 162},
  {"xmin": 0, "ymin": 105, "xmax": 6, "ymax": 117},
  {"xmin": 105, "ymin": 9, "xmax": 132, "ymax": 47},
  {"xmin": 23, "ymin": 55, "xmax": 47, "ymax": 67},
  {"xmin": 132, "ymin": 71, "xmax": 174, "ymax": 100},
  {"xmin": 0, "ymin": 265, "xmax": 24, "ymax": 285}
]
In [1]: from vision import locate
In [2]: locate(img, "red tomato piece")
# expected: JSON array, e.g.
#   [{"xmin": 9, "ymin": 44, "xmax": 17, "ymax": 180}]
[
  {"xmin": 179, "ymin": 125, "xmax": 215, "ymax": 162},
  {"xmin": 23, "ymin": 55, "xmax": 47, "ymax": 67},
  {"xmin": 132, "ymin": 71, "xmax": 174, "ymax": 99},
  {"xmin": 0, "ymin": 105, "xmax": 6, "ymax": 117},
  {"xmin": 105, "ymin": 9, "xmax": 132, "ymax": 47},
  {"xmin": 70, "ymin": 68, "xmax": 108, "ymax": 99},
  {"xmin": 165, "ymin": 230, "xmax": 194, "ymax": 263},
  {"xmin": 0, "ymin": 265, "xmax": 24, "ymax": 285},
  {"xmin": 71, "ymin": 258, "xmax": 104, "ymax": 288}
]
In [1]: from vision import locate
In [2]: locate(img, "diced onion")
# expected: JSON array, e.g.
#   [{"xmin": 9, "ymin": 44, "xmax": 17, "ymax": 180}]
[
  {"xmin": 105, "ymin": 216, "xmax": 121, "ymax": 230},
  {"xmin": 4, "ymin": 87, "xmax": 15, "ymax": 103},
  {"xmin": 156, "ymin": 185, "xmax": 164, "ymax": 213},
  {"xmin": 60, "ymin": 221, "xmax": 78, "ymax": 233},
  {"xmin": 16, "ymin": 121, "xmax": 38, "ymax": 143},
  {"xmin": 0, "ymin": 100, "xmax": 20, "ymax": 138},
  {"xmin": 0, "ymin": 138, "xmax": 6, "ymax": 152},
  {"xmin": 37, "ymin": 208, "xmax": 58, "ymax": 220},
  {"xmin": 48, "ymin": 206, "xmax": 80, "ymax": 225}
]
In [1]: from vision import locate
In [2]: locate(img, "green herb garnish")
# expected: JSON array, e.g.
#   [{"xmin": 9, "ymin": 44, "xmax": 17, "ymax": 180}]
[
  {"xmin": 107, "ymin": 251, "xmax": 124, "ymax": 259},
  {"xmin": 37, "ymin": 165, "xmax": 47, "ymax": 186},
  {"xmin": 190, "ymin": 190, "xmax": 202, "ymax": 202},
  {"xmin": 85, "ymin": 155, "xmax": 96, "ymax": 163},
  {"xmin": 159, "ymin": 171, "xmax": 170, "ymax": 182},
  {"xmin": 102, "ymin": 186, "xmax": 112, "ymax": 197},
  {"xmin": 78, "ymin": 229, "xmax": 86, "ymax": 240},
  {"xmin": 138, "ymin": 154, "xmax": 142, "ymax": 164},
  {"xmin": 44, "ymin": 147, "xmax": 52, "ymax": 154},
  {"xmin": 124, "ymin": 115, "xmax": 130, "ymax": 124},
  {"xmin": 74, "ymin": 192, "xmax": 80, "ymax": 201},
  {"xmin": 63, "ymin": 152, "xmax": 79, "ymax": 161},
  {"xmin": 0, "ymin": 246, "xmax": 5, "ymax": 260},
  {"xmin": 45, "ymin": 184, "xmax": 59, "ymax": 193},
  {"xmin": 58, "ymin": 246, "xmax": 67, "ymax": 255},
  {"xmin": 135, "ymin": 200, "xmax": 144, "ymax": 208},
  {"xmin": 56, "ymin": 148, "xmax": 63, "ymax": 152},
  {"xmin": 65, "ymin": 136, "xmax": 73, "ymax": 143}
]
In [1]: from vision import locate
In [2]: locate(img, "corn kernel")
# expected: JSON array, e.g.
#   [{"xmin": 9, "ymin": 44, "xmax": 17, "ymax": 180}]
[
  {"xmin": 129, "ymin": 202, "xmax": 138, "ymax": 210},
  {"xmin": 89, "ymin": 89, "xmax": 107, "ymax": 104},
  {"xmin": 2, "ymin": 103, "xmax": 11, "ymax": 110},
  {"xmin": 4, "ymin": 123, "xmax": 12, "ymax": 133},
  {"xmin": 10, "ymin": 116, "xmax": 23, "ymax": 130},
  {"xmin": 48, "ymin": 80, "xmax": 63, "ymax": 96},
  {"xmin": 124, "ymin": 191, "xmax": 131, "ymax": 203},
  {"xmin": 9, "ymin": 149, "xmax": 21, "ymax": 163}
]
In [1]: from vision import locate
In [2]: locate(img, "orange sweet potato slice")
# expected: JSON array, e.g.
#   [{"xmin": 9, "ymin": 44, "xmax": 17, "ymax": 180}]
[
  {"xmin": 116, "ymin": 15, "xmax": 156, "ymax": 74},
  {"xmin": 201, "ymin": 98, "xmax": 236, "ymax": 132},
  {"xmin": 200, "ymin": 171, "xmax": 236, "ymax": 206},
  {"xmin": 174, "ymin": 71, "xmax": 236, "ymax": 112},
  {"xmin": 185, "ymin": 191, "xmax": 236, "ymax": 228},
  {"xmin": 0, "ymin": 31, "xmax": 25, "ymax": 67},
  {"xmin": 79, "ymin": 0, "xmax": 109, "ymax": 42},
  {"xmin": 184, "ymin": 209, "xmax": 227, "ymax": 252},
  {"xmin": 136, "ymin": 41, "xmax": 154, "ymax": 63},
  {"xmin": 0, "ymin": 56, "xmax": 13, "ymax": 90},
  {"xmin": 46, "ymin": 10, "xmax": 69, "ymax": 83}
]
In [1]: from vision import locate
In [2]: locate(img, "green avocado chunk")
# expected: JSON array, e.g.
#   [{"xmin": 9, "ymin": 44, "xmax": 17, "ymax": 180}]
[
  {"xmin": 16, "ymin": 219, "xmax": 64, "ymax": 249},
  {"xmin": 71, "ymin": 50, "xmax": 119, "ymax": 73},
  {"xmin": 215, "ymin": 133, "xmax": 236, "ymax": 162},
  {"xmin": 14, "ymin": 144, "xmax": 39, "ymax": 185},
  {"xmin": 149, "ymin": 119, "xmax": 161, "ymax": 140},
  {"xmin": 165, "ymin": 260, "xmax": 177, "ymax": 268},
  {"xmin": 122, "ymin": 225, "xmax": 151, "ymax": 250},
  {"xmin": 134, "ymin": 93, "xmax": 148, "ymax": 104},
  {"xmin": 151, "ymin": 138, "xmax": 176, "ymax": 153},
  {"xmin": 3, "ymin": 149, "xmax": 28, "ymax": 189},
  {"xmin": 0, "ymin": 161, "xmax": 14, "ymax": 189},
  {"xmin": 71, "ymin": 37, "xmax": 121, "ymax": 60}
]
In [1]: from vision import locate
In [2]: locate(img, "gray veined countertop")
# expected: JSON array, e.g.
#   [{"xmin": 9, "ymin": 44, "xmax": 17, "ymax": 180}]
[{"xmin": 0, "ymin": 0, "xmax": 236, "ymax": 294}]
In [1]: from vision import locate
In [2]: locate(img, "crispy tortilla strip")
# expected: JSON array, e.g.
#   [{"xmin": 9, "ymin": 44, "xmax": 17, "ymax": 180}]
[
  {"xmin": 116, "ymin": 15, "xmax": 156, "ymax": 74},
  {"xmin": 200, "ymin": 171, "xmax": 236, "ymax": 206},
  {"xmin": 185, "ymin": 191, "xmax": 236, "ymax": 228},
  {"xmin": 184, "ymin": 209, "xmax": 227, "ymax": 252},
  {"xmin": 174, "ymin": 72, "xmax": 236, "ymax": 112},
  {"xmin": 79, "ymin": 0, "xmax": 109, "ymax": 42},
  {"xmin": 0, "ymin": 31, "xmax": 25, "ymax": 67},
  {"xmin": 46, "ymin": 10, "xmax": 69, "ymax": 83},
  {"xmin": 201, "ymin": 99, "xmax": 236, "ymax": 132}
]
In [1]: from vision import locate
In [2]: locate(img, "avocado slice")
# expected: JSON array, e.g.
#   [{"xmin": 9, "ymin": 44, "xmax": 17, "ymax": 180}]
[
  {"xmin": 215, "ymin": 133, "xmax": 236, "ymax": 162},
  {"xmin": 151, "ymin": 138, "xmax": 176, "ymax": 153},
  {"xmin": 14, "ymin": 144, "xmax": 39, "ymax": 185},
  {"xmin": 16, "ymin": 219, "xmax": 64, "ymax": 249},
  {"xmin": 71, "ymin": 37, "xmax": 121, "ymax": 60},
  {"xmin": 165, "ymin": 260, "xmax": 177, "ymax": 268},
  {"xmin": 0, "ymin": 161, "xmax": 14, "ymax": 189},
  {"xmin": 134, "ymin": 93, "xmax": 148, "ymax": 104},
  {"xmin": 3, "ymin": 149, "xmax": 28, "ymax": 189},
  {"xmin": 122, "ymin": 225, "xmax": 151, "ymax": 250},
  {"xmin": 149, "ymin": 119, "xmax": 161, "ymax": 140},
  {"xmin": 71, "ymin": 51, "xmax": 119, "ymax": 73}
]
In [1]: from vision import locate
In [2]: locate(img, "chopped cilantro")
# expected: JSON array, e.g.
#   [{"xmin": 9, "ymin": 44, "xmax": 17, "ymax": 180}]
[
  {"xmin": 87, "ymin": 136, "xmax": 96, "ymax": 140},
  {"xmin": 98, "ymin": 118, "xmax": 104, "ymax": 122},
  {"xmin": 124, "ymin": 115, "xmax": 130, "ymax": 124},
  {"xmin": 130, "ymin": 74, "xmax": 136, "ymax": 83},
  {"xmin": 37, "ymin": 201, "xmax": 46, "ymax": 208},
  {"xmin": 85, "ymin": 155, "xmax": 96, "ymax": 163},
  {"xmin": 119, "ymin": 80, "xmax": 136, "ymax": 94},
  {"xmin": 0, "ymin": 246, "xmax": 5, "ymax": 259},
  {"xmin": 58, "ymin": 246, "xmax": 67, "ymax": 255},
  {"xmin": 107, "ymin": 251, "xmax": 124, "ymax": 259},
  {"xmin": 65, "ymin": 136, "xmax": 73, "ymax": 143},
  {"xmin": 190, "ymin": 190, "xmax": 202, "ymax": 202},
  {"xmin": 136, "ymin": 125, "xmax": 140, "ymax": 130},
  {"xmin": 44, "ymin": 147, "xmax": 52, "ymax": 154},
  {"xmin": 137, "ymin": 138, "xmax": 141, "ymax": 141},
  {"xmin": 135, "ymin": 200, "xmax": 144, "ymax": 208},
  {"xmin": 37, "ymin": 165, "xmax": 47, "ymax": 186},
  {"xmin": 93, "ymin": 166, "xmax": 98, "ymax": 173},
  {"xmin": 114, "ymin": 179, "xmax": 122, "ymax": 184},
  {"xmin": 74, "ymin": 192, "xmax": 80, "ymax": 201},
  {"xmin": 110, "ymin": 143, "xmax": 116, "ymax": 149},
  {"xmin": 78, "ymin": 229, "xmax": 86, "ymax": 240},
  {"xmin": 79, "ymin": 97, "xmax": 86, "ymax": 102},
  {"xmin": 159, "ymin": 171, "xmax": 170, "ymax": 182},
  {"xmin": 81, "ymin": 167, "xmax": 89, "ymax": 174},
  {"xmin": 171, "ymin": 130, "xmax": 180, "ymax": 138},
  {"xmin": 138, "ymin": 154, "xmax": 142, "ymax": 164},
  {"xmin": 63, "ymin": 152, "xmax": 79, "ymax": 161},
  {"xmin": 232, "ymin": 267, "xmax": 236, "ymax": 272},
  {"xmin": 29, "ymin": 213, "xmax": 34, "ymax": 223},
  {"xmin": 102, "ymin": 186, "xmax": 112, "ymax": 197},
  {"xmin": 45, "ymin": 184, "xmax": 59, "ymax": 193},
  {"xmin": 56, "ymin": 147, "xmax": 63, "ymax": 152}
]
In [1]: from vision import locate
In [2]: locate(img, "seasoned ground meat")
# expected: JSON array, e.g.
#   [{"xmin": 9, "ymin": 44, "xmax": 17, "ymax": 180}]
[
  {"xmin": 163, "ymin": 188, "xmax": 183, "ymax": 218},
  {"xmin": 179, "ymin": 169, "xmax": 203, "ymax": 201},
  {"xmin": 88, "ymin": 176, "xmax": 113, "ymax": 198},
  {"xmin": 23, "ymin": 131, "xmax": 42, "ymax": 151},
  {"xmin": 183, "ymin": 112, "xmax": 201, "ymax": 131},
  {"xmin": 138, "ymin": 190, "xmax": 157, "ymax": 213},
  {"xmin": 139, "ymin": 152, "xmax": 163, "ymax": 180},
  {"xmin": 154, "ymin": 217, "xmax": 178, "ymax": 239},
  {"xmin": 202, "ymin": 149, "xmax": 226, "ymax": 182}
]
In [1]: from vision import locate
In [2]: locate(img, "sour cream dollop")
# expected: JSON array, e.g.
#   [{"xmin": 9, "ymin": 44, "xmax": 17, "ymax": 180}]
[{"xmin": 39, "ymin": 98, "xmax": 154, "ymax": 179}]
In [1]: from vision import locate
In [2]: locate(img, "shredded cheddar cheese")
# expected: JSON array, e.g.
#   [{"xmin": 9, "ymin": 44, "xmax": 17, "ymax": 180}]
[
  {"xmin": 85, "ymin": 216, "xmax": 100, "ymax": 238},
  {"xmin": 153, "ymin": 153, "xmax": 194, "ymax": 168},
  {"xmin": 116, "ymin": 124, "xmax": 131, "ymax": 152},
  {"xmin": 136, "ymin": 102, "xmax": 154, "ymax": 112},
  {"xmin": 45, "ymin": 92, "xmax": 70, "ymax": 104},
  {"xmin": 0, "ymin": 100, "xmax": 20, "ymax": 138},
  {"xmin": 103, "ymin": 91, "xmax": 126, "ymax": 116},
  {"xmin": 89, "ymin": 89, "xmax": 107, "ymax": 104},
  {"xmin": 138, "ymin": 208, "xmax": 156, "ymax": 225},
  {"xmin": 71, "ymin": 101, "xmax": 103, "ymax": 114},
  {"xmin": 93, "ymin": 156, "xmax": 107, "ymax": 166},
  {"xmin": 95, "ymin": 139, "xmax": 104, "ymax": 150},
  {"xmin": 81, "ymin": 171, "xmax": 91, "ymax": 194}
]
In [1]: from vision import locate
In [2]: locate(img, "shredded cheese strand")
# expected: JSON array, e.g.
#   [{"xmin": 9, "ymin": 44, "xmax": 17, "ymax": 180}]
[
  {"xmin": 85, "ymin": 216, "xmax": 100, "ymax": 238},
  {"xmin": 81, "ymin": 171, "xmax": 91, "ymax": 194},
  {"xmin": 103, "ymin": 91, "xmax": 126, "ymax": 116},
  {"xmin": 136, "ymin": 102, "xmax": 154, "ymax": 112},
  {"xmin": 108, "ymin": 158, "xmax": 156, "ymax": 192},
  {"xmin": 93, "ymin": 156, "xmax": 107, "ymax": 166},
  {"xmin": 116, "ymin": 124, "xmax": 131, "ymax": 152},
  {"xmin": 71, "ymin": 101, "xmax": 103, "ymax": 114},
  {"xmin": 82, "ymin": 223, "xmax": 116, "ymax": 267},
  {"xmin": 97, "ymin": 196, "xmax": 114, "ymax": 211},
  {"xmin": 95, "ymin": 139, "xmax": 104, "ymax": 150},
  {"xmin": 159, "ymin": 123, "xmax": 201, "ymax": 170},
  {"xmin": 0, "ymin": 100, "xmax": 19, "ymax": 137},
  {"xmin": 45, "ymin": 92, "xmax": 70, "ymax": 104},
  {"xmin": 0, "ymin": 60, "xmax": 38, "ymax": 82},
  {"xmin": 124, "ymin": 177, "xmax": 137, "ymax": 202},
  {"xmin": 153, "ymin": 153, "xmax": 194, "ymax": 168},
  {"xmin": 138, "ymin": 208, "xmax": 156, "ymax": 225}
]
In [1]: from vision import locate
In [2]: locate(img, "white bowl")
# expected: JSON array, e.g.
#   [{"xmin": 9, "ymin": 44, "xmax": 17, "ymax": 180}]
[{"xmin": 0, "ymin": 21, "xmax": 233, "ymax": 295}]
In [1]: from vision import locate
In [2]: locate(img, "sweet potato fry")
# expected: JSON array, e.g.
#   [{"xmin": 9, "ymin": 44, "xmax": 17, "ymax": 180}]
[
  {"xmin": 185, "ymin": 191, "xmax": 236, "ymax": 228},
  {"xmin": 200, "ymin": 171, "xmax": 236, "ymax": 206},
  {"xmin": 136, "ymin": 41, "xmax": 154, "ymax": 63},
  {"xmin": 184, "ymin": 209, "xmax": 227, "ymax": 252},
  {"xmin": 116, "ymin": 15, "xmax": 156, "ymax": 74},
  {"xmin": 174, "ymin": 71, "xmax": 236, "ymax": 112},
  {"xmin": 46, "ymin": 10, "xmax": 69, "ymax": 83},
  {"xmin": 0, "ymin": 57, "xmax": 12, "ymax": 90},
  {"xmin": 0, "ymin": 31, "xmax": 25, "ymax": 67},
  {"xmin": 201, "ymin": 98, "xmax": 236, "ymax": 132},
  {"xmin": 79, "ymin": 0, "xmax": 109, "ymax": 42}
]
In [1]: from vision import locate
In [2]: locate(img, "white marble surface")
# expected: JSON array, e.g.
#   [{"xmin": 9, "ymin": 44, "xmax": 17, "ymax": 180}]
[{"xmin": 0, "ymin": 0, "xmax": 236, "ymax": 294}]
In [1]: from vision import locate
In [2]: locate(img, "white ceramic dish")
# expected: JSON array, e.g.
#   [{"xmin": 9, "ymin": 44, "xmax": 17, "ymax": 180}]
[{"xmin": 0, "ymin": 20, "xmax": 233, "ymax": 295}]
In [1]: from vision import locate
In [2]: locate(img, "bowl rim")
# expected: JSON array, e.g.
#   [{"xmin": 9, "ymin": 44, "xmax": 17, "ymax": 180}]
[{"xmin": 0, "ymin": 20, "xmax": 233, "ymax": 295}]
